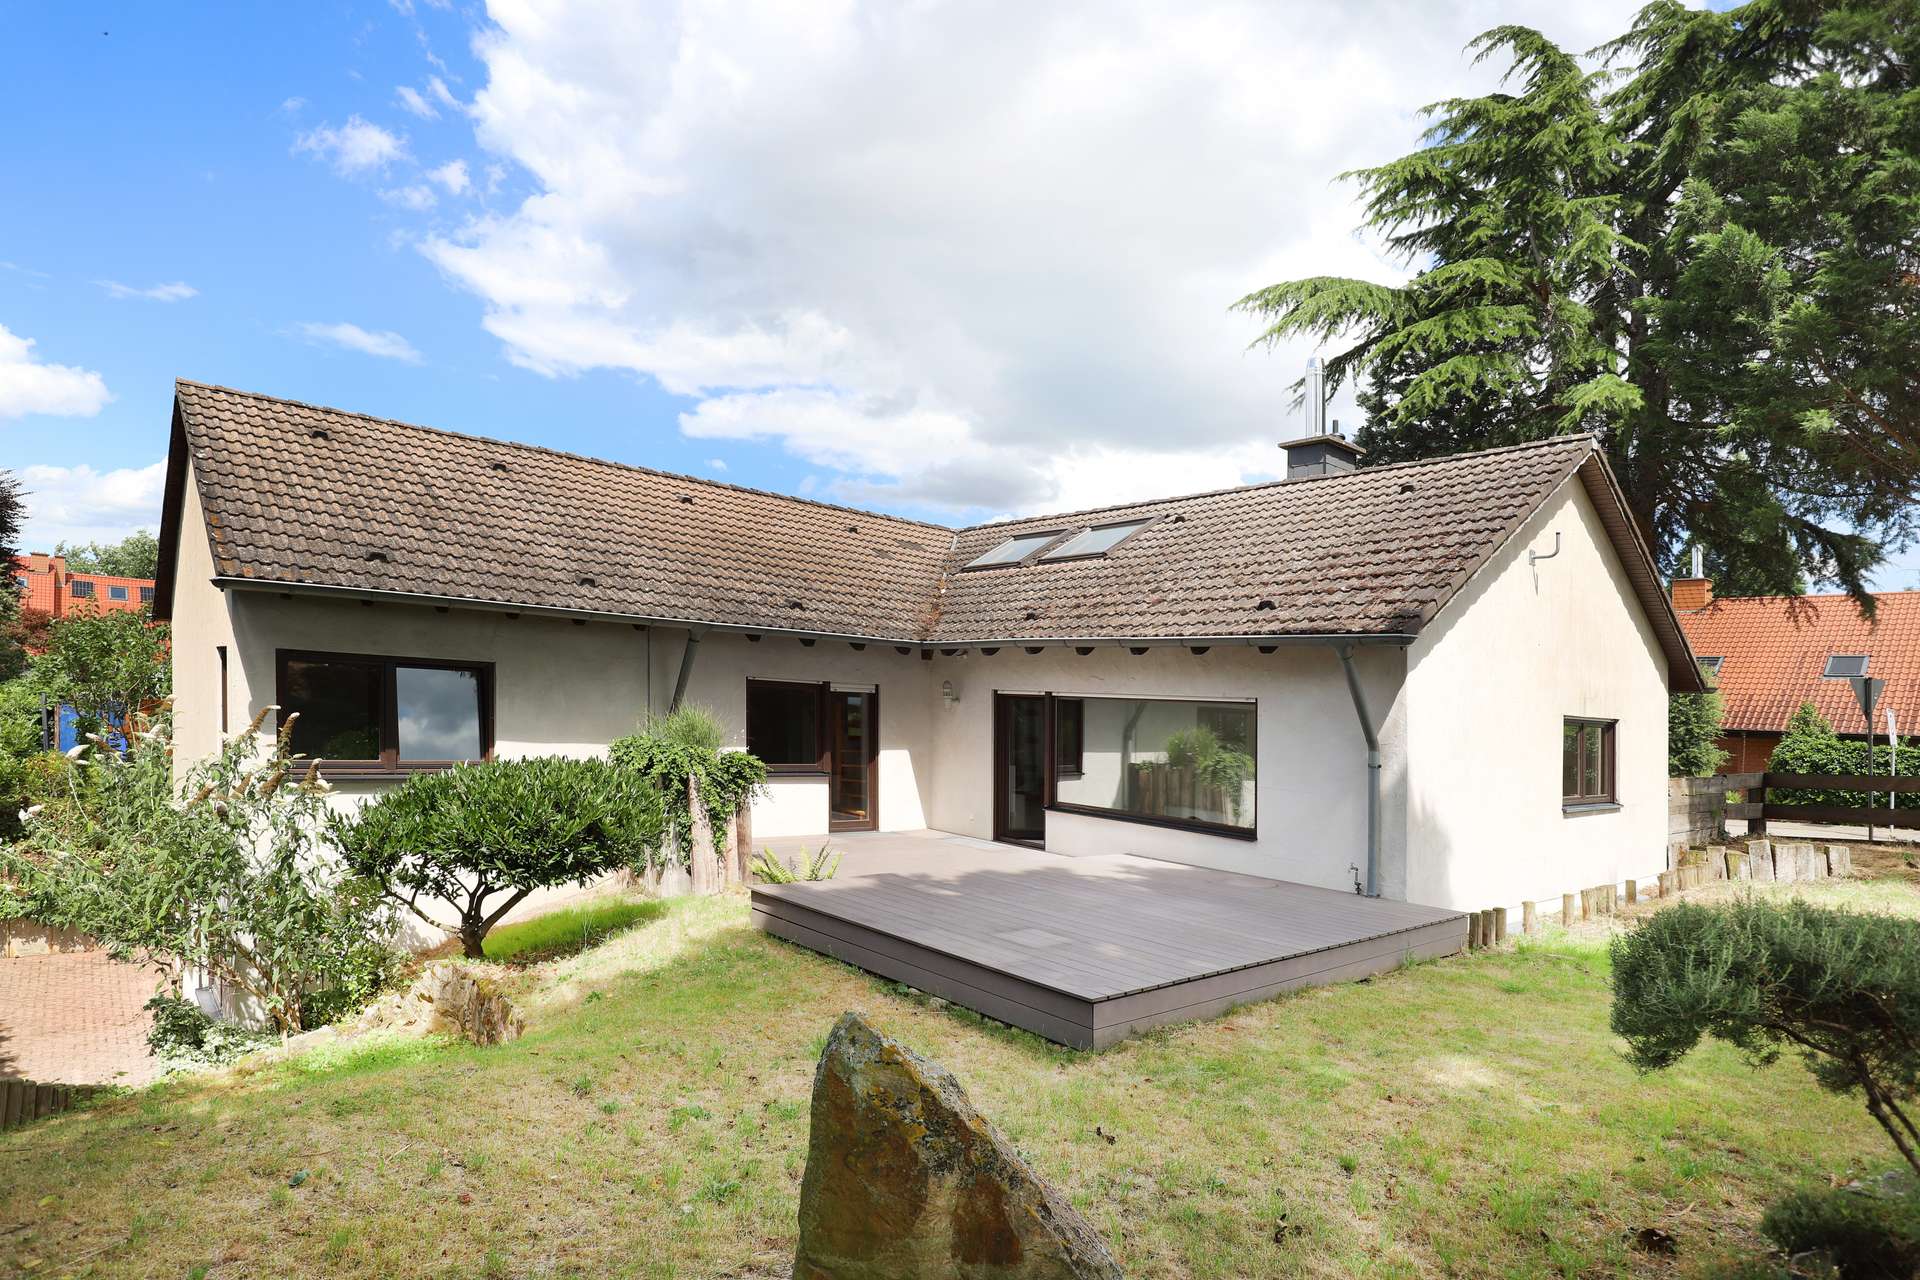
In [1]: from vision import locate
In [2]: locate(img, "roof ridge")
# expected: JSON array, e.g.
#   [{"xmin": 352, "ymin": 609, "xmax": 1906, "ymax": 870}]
[
  {"xmin": 959, "ymin": 432, "xmax": 1599, "ymax": 532},
  {"xmin": 173, "ymin": 379, "xmax": 957, "ymax": 537},
  {"xmin": 1685, "ymin": 590, "xmax": 1920, "ymax": 606}
]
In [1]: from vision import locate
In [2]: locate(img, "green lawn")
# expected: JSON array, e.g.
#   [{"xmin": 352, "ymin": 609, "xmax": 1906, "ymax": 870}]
[
  {"xmin": 2, "ymin": 874, "xmax": 1912, "ymax": 1279},
  {"xmin": 482, "ymin": 896, "xmax": 668, "ymax": 964}
]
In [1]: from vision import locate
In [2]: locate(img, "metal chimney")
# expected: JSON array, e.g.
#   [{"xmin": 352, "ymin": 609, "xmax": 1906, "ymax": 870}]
[{"xmin": 1303, "ymin": 356, "xmax": 1328, "ymax": 437}]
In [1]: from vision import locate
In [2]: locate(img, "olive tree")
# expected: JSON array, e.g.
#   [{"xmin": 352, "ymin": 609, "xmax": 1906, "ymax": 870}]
[
  {"xmin": 332, "ymin": 756, "xmax": 665, "ymax": 958},
  {"xmin": 1612, "ymin": 900, "xmax": 1920, "ymax": 1175}
]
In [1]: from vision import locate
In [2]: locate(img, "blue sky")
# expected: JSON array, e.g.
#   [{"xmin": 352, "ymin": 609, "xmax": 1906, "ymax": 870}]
[{"xmin": 3, "ymin": 1, "xmax": 1914, "ymax": 589}]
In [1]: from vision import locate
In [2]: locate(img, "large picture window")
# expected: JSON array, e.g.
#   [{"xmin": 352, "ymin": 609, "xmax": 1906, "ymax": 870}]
[
  {"xmin": 276, "ymin": 650, "xmax": 491, "ymax": 774},
  {"xmin": 1052, "ymin": 696, "xmax": 1257, "ymax": 835},
  {"xmin": 1562, "ymin": 718, "xmax": 1615, "ymax": 806},
  {"xmin": 746, "ymin": 679, "xmax": 826, "ymax": 772}
]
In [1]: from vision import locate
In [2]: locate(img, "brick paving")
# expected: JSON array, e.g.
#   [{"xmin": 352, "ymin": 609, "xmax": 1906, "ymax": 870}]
[{"xmin": 0, "ymin": 950, "xmax": 162, "ymax": 1086}]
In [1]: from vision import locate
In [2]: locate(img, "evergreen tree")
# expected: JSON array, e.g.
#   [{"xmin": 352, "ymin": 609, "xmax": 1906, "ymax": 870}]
[{"xmin": 1238, "ymin": 0, "xmax": 1920, "ymax": 603}]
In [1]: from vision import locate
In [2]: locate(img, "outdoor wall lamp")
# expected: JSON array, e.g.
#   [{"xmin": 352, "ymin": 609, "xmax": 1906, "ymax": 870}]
[{"xmin": 941, "ymin": 680, "xmax": 959, "ymax": 706}]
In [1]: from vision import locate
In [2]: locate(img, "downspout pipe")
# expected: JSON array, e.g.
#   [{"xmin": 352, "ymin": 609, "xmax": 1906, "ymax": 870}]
[
  {"xmin": 669, "ymin": 626, "xmax": 706, "ymax": 712},
  {"xmin": 1335, "ymin": 644, "xmax": 1382, "ymax": 898}
]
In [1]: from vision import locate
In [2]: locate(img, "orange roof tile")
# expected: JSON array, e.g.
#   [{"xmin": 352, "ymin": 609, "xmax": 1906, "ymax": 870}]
[{"xmin": 1676, "ymin": 592, "xmax": 1920, "ymax": 734}]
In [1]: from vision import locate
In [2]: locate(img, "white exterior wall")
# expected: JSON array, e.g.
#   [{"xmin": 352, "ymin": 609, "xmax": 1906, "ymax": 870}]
[
  {"xmin": 922, "ymin": 644, "xmax": 1407, "ymax": 894},
  {"xmin": 1403, "ymin": 479, "xmax": 1671, "ymax": 912},
  {"xmin": 649, "ymin": 630, "xmax": 935, "ymax": 837}
]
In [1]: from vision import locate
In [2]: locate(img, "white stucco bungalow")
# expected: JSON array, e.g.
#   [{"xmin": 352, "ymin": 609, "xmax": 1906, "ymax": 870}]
[{"xmin": 155, "ymin": 381, "xmax": 1703, "ymax": 916}]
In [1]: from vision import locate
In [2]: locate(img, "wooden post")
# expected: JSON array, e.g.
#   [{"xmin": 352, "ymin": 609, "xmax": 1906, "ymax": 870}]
[
  {"xmin": 1624, "ymin": 879, "xmax": 1637, "ymax": 905},
  {"xmin": 734, "ymin": 802, "xmax": 754, "ymax": 883},
  {"xmin": 1493, "ymin": 906, "xmax": 1508, "ymax": 944},
  {"xmin": 687, "ymin": 774, "xmax": 718, "ymax": 895},
  {"xmin": 1658, "ymin": 870, "xmax": 1674, "ymax": 897},
  {"xmin": 1748, "ymin": 776, "xmax": 1767, "ymax": 836},
  {"xmin": 1523, "ymin": 900, "xmax": 1538, "ymax": 935},
  {"xmin": 1561, "ymin": 892, "xmax": 1576, "ymax": 926}
]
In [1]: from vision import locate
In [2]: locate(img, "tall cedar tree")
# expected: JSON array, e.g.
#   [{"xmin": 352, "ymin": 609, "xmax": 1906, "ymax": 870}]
[{"xmin": 1237, "ymin": 0, "xmax": 1919, "ymax": 603}]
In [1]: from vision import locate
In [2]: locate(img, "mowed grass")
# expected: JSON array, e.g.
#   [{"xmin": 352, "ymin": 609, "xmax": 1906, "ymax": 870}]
[
  {"xmin": 3, "ymin": 878, "xmax": 1912, "ymax": 1280},
  {"xmin": 482, "ymin": 896, "xmax": 668, "ymax": 964}
]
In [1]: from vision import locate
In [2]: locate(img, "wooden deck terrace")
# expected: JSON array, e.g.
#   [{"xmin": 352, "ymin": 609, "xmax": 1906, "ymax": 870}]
[{"xmin": 751, "ymin": 830, "xmax": 1469, "ymax": 1049}]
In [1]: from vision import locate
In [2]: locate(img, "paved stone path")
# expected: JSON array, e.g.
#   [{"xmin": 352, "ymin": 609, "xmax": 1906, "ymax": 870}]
[{"xmin": 0, "ymin": 950, "xmax": 162, "ymax": 1086}]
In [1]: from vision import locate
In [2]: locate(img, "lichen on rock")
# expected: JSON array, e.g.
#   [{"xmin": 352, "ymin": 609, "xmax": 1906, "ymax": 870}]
[{"xmin": 793, "ymin": 1012, "xmax": 1123, "ymax": 1279}]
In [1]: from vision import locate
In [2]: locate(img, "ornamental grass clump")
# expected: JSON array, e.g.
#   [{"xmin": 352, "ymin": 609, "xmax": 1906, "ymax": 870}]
[
  {"xmin": 1611, "ymin": 899, "xmax": 1920, "ymax": 1176},
  {"xmin": 609, "ymin": 705, "xmax": 766, "ymax": 868},
  {"xmin": 333, "ymin": 756, "xmax": 666, "ymax": 959}
]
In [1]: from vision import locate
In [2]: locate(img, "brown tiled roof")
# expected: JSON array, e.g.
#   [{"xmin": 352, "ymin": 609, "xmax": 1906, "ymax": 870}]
[
  {"xmin": 1677, "ymin": 592, "xmax": 1920, "ymax": 734},
  {"xmin": 158, "ymin": 381, "xmax": 1700, "ymax": 685},
  {"xmin": 934, "ymin": 438, "xmax": 1598, "ymax": 641},
  {"xmin": 164, "ymin": 380, "xmax": 954, "ymax": 641}
]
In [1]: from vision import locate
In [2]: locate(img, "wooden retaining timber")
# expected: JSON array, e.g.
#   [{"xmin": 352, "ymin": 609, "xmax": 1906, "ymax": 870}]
[
  {"xmin": 0, "ymin": 1079, "xmax": 93, "ymax": 1132},
  {"xmin": 1724, "ymin": 771, "xmax": 1920, "ymax": 833}
]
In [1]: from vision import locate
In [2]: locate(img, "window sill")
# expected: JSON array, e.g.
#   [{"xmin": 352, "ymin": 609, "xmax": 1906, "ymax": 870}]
[
  {"xmin": 763, "ymin": 768, "xmax": 830, "ymax": 779},
  {"xmin": 316, "ymin": 761, "xmax": 474, "ymax": 780},
  {"xmin": 1047, "ymin": 802, "xmax": 1257, "ymax": 842},
  {"xmin": 1562, "ymin": 801, "xmax": 1622, "ymax": 816}
]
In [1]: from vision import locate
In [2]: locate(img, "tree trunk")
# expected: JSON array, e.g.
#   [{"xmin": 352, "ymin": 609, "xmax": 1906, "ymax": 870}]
[
  {"xmin": 688, "ymin": 773, "xmax": 718, "ymax": 895},
  {"xmin": 460, "ymin": 922, "xmax": 487, "ymax": 960}
]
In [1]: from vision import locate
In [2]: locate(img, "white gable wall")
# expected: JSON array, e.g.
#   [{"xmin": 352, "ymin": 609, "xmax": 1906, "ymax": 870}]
[{"xmin": 1403, "ymin": 476, "xmax": 1670, "ymax": 913}]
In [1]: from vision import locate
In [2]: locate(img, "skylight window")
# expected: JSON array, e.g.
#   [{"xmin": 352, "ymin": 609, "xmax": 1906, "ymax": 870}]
[
  {"xmin": 1823, "ymin": 654, "xmax": 1869, "ymax": 679},
  {"xmin": 1041, "ymin": 519, "xmax": 1152, "ymax": 561},
  {"xmin": 1697, "ymin": 656, "xmax": 1723, "ymax": 677},
  {"xmin": 964, "ymin": 531, "xmax": 1064, "ymax": 570}
]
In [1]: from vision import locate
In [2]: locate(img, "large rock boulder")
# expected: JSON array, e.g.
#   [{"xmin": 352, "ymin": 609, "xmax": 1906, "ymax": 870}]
[
  {"xmin": 353, "ymin": 962, "xmax": 524, "ymax": 1046},
  {"xmin": 794, "ymin": 1012, "xmax": 1123, "ymax": 1280}
]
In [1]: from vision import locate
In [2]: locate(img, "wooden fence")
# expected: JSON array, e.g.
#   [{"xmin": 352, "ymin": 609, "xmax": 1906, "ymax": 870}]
[
  {"xmin": 1723, "ymin": 771, "xmax": 1920, "ymax": 832},
  {"xmin": 1668, "ymin": 776, "xmax": 1728, "ymax": 847},
  {"xmin": 0, "ymin": 1079, "xmax": 93, "ymax": 1132}
]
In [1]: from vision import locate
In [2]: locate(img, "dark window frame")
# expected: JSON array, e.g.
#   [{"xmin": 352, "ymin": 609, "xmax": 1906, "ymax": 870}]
[
  {"xmin": 1562, "ymin": 717, "xmax": 1617, "ymax": 808},
  {"xmin": 138, "ymin": 585, "xmax": 155, "ymax": 604},
  {"xmin": 274, "ymin": 648, "xmax": 494, "ymax": 777},
  {"xmin": 745, "ymin": 678, "xmax": 830, "ymax": 774},
  {"xmin": 70, "ymin": 578, "xmax": 94, "ymax": 599},
  {"xmin": 217, "ymin": 645, "xmax": 229, "ymax": 735},
  {"xmin": 1053, "ymin": 696, "xmax": 1084, "ymax": 777},
  {"xmin": 1823, "ymin": 654, "xmax": 1869, "ymax": 679},
  {"xmin": 1045, "ymin": 692, "xmax": 1259, "ymax": 841}
]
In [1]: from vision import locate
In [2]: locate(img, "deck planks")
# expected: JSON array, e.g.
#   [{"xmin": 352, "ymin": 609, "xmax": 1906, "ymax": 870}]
[{"xmin": 751, "ymin": 833, "xmax": 1470, "ymax": 1049}]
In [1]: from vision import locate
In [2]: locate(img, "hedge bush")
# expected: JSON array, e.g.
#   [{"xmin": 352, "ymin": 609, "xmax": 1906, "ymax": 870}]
[
  {"xmin": 1768, "ymin": 702, "xmax": 1920, "ymax": 808},
  {"xmin": 609, "ymin": 705, "xmax": 766, "ymax": 867}
]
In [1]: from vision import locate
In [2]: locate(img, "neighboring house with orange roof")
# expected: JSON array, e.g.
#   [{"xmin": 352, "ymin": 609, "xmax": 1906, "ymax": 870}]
[
  {"xmin": 1671, "ymin": 574, "xmax": 1920, "ymax": 774},
  {"xmin": 11, "ymin": 553, "xmax": 155, "ymax": 630}
]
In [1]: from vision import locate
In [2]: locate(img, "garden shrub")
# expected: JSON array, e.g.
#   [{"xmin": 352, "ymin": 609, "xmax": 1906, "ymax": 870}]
[
  {"xmin": 1669, "ymin": 684, "xmax": 1728, "ymax": 777},
  {"xmin": 334, "ymin": 755, "xmax": 666, "ymax": 958},
  {"xmin": 1611, "ymin": 900, "xmax": 1920, "ymax": 1176},
  {"xmin": 1769, "ymin": 702, "xmax": 1920, "ymax": 809},
  {"xmin": 1760, "ymin": 1176, "xmax": 1920, "ymax": 1279},
  {"xmin": 145, "ymin": 994, "xmax": 276, "ymax": 1069},
  {"xmin": 1, "ymin": 711, "xmax": 401, "ymax": 1033},
  {"xmin": 609, "ymin": 705, "xmax": 766, "ymax": 866}
]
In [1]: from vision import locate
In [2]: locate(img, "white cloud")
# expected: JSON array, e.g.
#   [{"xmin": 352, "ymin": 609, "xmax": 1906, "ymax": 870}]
[
  {"xmin": 427, "ymin": 159, "xmax": 470, "ymax": 195},
  {"xmin": 295, "ymin": 321, "xmax": 423, "ymax": 363},
  {"xmin": 96, "ymin": 280, "xmax": 198, "ymax": 302},
  {"xmin": 15, "ymin": 461, "xmax": 165, "ymax": 551},
  {"xmin": 422, "ymin": 0, "xmax": 1645, "ymax": 515},
  {"xmin": 428, "ymin": 76, "xmax": 461, "ymax": 111},
  {"xmin": 294, "ymin": 115, "xmax": 406, "ymax": 175},
  {"xmin": 0, "ymin": 324, "xmax": 112, "ymax": 419},
  {"xmin": 705, "ymin": 457, "xmax": 726, "ymax": 471},
  {"xmin": 381, "ymin": 184, "xmax": 438, "ymax": 211},
  {"xmin": 280, "ymin": 96, "xmax": 307, "ymax": 115},
  {"xmin": 396, "ymin": 85, "xmax": 438, "ymax": 119}
]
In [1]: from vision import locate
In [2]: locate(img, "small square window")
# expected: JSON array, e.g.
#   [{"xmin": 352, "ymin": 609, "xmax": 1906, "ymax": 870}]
[
  {"xmin": 1823, "ymin": 654, "xmax": 1869, "ymax": 679},
  {"xmin": 107, "ymin": 584, "xmax": 129, "ymax": 601},
  {"xmin": 1040, "ymin": 519, "xmax": 1152, "ymax": 561},
  {"xmin": 70, "ymin": 579, "xmax": 94, "ymax": 599},
  {"xmin": 1562, "ymin": 718, "xmax": 1615, "ymax": 806},
  {"xmin": 964, "ymin": 530, "xmax": 1065, "ymax": 570},
  {"xmin": 139, "ymin": 585, "xmax": 155, "ymax": 603}
]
